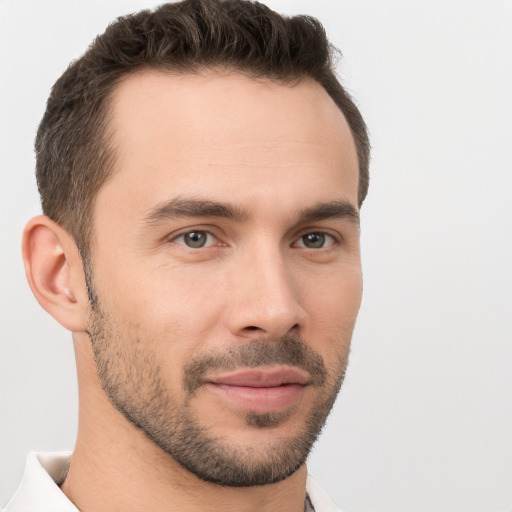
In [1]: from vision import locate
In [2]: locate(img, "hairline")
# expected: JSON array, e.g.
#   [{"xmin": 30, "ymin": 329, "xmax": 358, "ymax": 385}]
[{"xmin": 82, "ymin": 64, "xmax": 362, "ymax": 259}]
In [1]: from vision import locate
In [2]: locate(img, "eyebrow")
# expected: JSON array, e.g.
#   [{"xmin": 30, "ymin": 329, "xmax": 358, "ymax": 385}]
[
  {"xmin": 144, "ymin": 197, "xmax": 250, "ymax": 224},
  {"xmin": 143, "ymin": 197, "xmax": 359, "ymax": 225},
  {"xmin": 297, "ymin": 200, "xmax": 360, "ymax": 225}
]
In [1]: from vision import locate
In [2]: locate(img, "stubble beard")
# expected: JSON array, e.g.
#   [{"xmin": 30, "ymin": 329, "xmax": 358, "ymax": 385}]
[{"xmin": 84, "ymin": 264, "xmax": 349, "ymax": 487}]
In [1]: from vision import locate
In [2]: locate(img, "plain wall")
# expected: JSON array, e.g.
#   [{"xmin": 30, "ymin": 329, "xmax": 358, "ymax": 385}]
[{"xmin": 1, "ymin": 1, "xmax": 511, "ymax": 511}]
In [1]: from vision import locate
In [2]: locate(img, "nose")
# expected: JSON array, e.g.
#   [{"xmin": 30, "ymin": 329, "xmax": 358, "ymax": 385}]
[{"xmin": 225, "ymin": 246, "xmax": 307, "ymax": 340}]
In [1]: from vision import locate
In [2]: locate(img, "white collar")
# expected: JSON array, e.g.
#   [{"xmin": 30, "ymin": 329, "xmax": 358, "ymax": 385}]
[
  {"xmin": 3, "ymin": 452, "xmax": 341, "ymax": 512},
  {"xmin": 3, "ymin": 453, "xmax": 77, "ymax": 511}
]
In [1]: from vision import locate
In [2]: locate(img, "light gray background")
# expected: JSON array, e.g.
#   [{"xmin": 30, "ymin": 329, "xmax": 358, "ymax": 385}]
[{"xmin": 1, "ymin": 1, "xmax": 511, "ymax": 511}]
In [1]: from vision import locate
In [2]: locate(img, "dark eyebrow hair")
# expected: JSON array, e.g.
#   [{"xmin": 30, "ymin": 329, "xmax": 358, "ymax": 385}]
[
  {"xmin": 297, "ymin": 200, "xmax": 359, "ymax": 225},
  {"xmin": 143, "ymin": 197, "xmax": 250, "ymax": 224},
  {"xmin": 143, "ymin": 197, "xmax": 359, "ymax": 226}
]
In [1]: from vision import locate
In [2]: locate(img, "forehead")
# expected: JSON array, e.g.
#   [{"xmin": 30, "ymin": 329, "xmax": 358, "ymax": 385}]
[{"xmin": 99, "ymin": 69, "xmax": 358, "ymax": 219}]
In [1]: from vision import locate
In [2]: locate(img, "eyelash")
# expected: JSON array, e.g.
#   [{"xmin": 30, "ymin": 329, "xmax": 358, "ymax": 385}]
[
  {"xmin": 293, "ymin": 232, "xmax": 337, "ymax": 249},
  {"xmin": 172, "ymin": 230, "xmax": 223, "ymax": 249},
  {"xmin": 170, "ymin": 229, "xmax": 340, "ymax": 250}
]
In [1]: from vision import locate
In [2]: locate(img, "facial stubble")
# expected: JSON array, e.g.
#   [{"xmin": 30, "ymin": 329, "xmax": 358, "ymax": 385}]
[{"xmin": 84, "ymin": 262, "xmax": 349, "ymax": 487}]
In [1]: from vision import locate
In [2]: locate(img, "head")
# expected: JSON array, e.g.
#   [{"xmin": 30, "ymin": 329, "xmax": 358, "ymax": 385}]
[
  {"xmin": 35, "ymin": 0, "xmax": 369, "ymax": 258},
  {"xmin": 25, "ymin": 0, "xmax": 369, "ymax": 489}
]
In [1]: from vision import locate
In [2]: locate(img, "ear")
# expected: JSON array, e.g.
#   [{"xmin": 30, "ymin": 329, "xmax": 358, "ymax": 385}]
[{"xmin": 22, "ymin": 215, "xmax": 89, "ymax": 332}]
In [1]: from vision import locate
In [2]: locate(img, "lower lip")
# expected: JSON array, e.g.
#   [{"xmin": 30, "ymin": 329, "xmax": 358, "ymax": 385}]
[{"xmin": 205, "ymin": 383, "xmax": 306, "ymax": 412}]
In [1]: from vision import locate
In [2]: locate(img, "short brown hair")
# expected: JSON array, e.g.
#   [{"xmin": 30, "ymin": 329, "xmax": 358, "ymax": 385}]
[{"xmin": 36, "ymin": 0, "xmax": 370, "ymax": 254}]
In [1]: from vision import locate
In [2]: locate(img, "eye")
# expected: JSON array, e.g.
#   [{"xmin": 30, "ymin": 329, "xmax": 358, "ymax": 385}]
[
  {"xmin": 295, "ymin": 232, "xmax": 336, "ymax": 249},
  {"xmin": 174, "ymin": 230, "xmax": 217, "ymax": 249}
]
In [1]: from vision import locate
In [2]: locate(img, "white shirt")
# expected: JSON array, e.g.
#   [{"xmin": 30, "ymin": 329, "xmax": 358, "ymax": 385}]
[{"xmin": 2, "ymin": 453, "xmax": 342, "ymax": 512}]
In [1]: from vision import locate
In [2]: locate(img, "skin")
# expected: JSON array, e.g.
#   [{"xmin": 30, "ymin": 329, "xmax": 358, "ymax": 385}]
[{"xmin": 23, "ymin": 70, "xmax": 362, "ymax": 512}]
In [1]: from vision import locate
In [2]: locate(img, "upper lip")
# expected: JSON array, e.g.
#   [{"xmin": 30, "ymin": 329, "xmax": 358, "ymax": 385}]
[{"xmin": 207, "ymin": 366, "xmax": 310, "ymax": 387}]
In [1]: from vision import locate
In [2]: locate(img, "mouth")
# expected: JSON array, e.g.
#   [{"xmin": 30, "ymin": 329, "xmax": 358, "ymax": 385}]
[{"xmin": 205, "ymin": 366, "xmax": 310, "ymax": 413}]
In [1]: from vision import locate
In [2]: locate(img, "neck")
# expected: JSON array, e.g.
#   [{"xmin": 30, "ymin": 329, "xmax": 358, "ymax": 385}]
[{"xmin": 62, "ymin": 338, "xmax": 308, "ymax": 512}]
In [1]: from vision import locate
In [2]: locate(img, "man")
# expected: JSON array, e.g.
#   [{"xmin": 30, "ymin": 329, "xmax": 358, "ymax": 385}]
[{"xmin": 3, "ymin": 0, "xmax": 369, "ymax": 510}]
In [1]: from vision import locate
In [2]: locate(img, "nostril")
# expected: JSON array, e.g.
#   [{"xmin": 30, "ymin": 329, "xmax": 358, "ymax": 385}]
[{"xmin": 243, "ymin": 324, "xmax": 300, "ymax": 334}]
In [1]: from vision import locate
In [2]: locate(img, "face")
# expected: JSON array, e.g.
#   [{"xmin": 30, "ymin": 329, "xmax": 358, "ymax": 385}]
[{"xmin": 86, "ymin": 70, "xmax": 362, "ymax": 486}]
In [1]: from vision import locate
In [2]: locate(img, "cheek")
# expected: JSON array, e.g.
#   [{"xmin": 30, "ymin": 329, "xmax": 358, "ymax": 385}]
[
  {"xmin": 94, "ymin": 260, "xmax": 230, "ymax": 361},
  {"xmin": 304, "ymin": 265, "xmax": 362, "ymax": 323},
  {"xmin": 301, "ymin": 267, "xmax": 362, "ymax": 355},
  {"xmin": 145, "ymin": 266, "xmax": 228, "ymax": 329}
]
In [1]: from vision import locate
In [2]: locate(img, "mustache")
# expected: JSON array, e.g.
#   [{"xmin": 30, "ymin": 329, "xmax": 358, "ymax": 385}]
[{"xmin": 182, "ymin": 335, "xmax": 328, "ymax": 395}]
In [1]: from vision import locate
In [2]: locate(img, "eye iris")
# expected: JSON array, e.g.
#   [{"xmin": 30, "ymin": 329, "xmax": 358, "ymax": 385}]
[
  {"xmin": 185, "ymin": 231, "xmax": 207, "ymax": 248},
  {"xmin": 303, "ymin": 233, "xmax": 325, "ymax": 248}
]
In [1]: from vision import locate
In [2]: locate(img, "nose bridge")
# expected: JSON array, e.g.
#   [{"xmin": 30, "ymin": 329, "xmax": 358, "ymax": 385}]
[{"xmin": 226, "ymin": 239, "xmax": 305, "ymax": 339}]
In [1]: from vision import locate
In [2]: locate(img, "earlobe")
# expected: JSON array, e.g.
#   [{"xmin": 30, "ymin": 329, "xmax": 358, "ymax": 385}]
[{"xmin": 22, "ymin": 215, "xmax": 88, "ymax": 332}]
